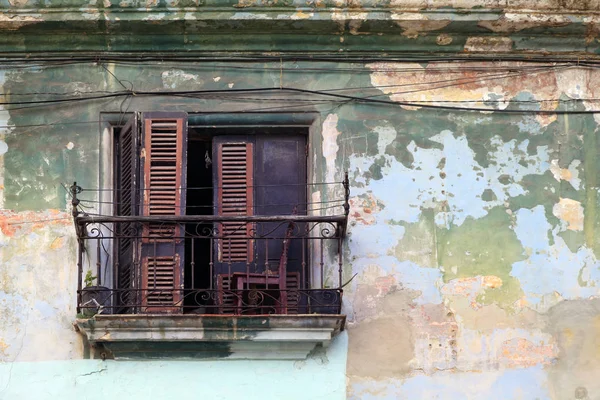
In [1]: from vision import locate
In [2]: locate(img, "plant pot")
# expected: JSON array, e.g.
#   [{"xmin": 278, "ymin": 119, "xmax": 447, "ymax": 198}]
[{"xmin": 81, "ymin": 286, "xmax": 112, "ymax": 316}]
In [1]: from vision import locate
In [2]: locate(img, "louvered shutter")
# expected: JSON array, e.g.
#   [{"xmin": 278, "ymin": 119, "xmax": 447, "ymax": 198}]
[
  {"xmin": 140, "ymin": 112, "xmax": 187, "ymax": 313},
  {"xmin": 114, "ymin": 113, "xmax": 141, "ymax": 313},
  {"xmin": 213, "ymin": 137, "xmax": 254, "ymax": 279}
]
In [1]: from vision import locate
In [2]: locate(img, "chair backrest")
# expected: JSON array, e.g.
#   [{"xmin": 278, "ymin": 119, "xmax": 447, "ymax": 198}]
[{"xmin": 278, "ymin": 207, "xmax": 298, "ymax": 290}]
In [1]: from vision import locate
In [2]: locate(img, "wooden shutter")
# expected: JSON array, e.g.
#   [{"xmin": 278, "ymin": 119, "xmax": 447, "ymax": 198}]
[
  {"xmin": 114, "ymin": 113, "xmax": 140, "ymax": 313},
  {"xmin": 215, "ymin": 140, "xmax": 254, "ymax": 263},
  {"xmin": 140, "ymin": 112, "xmax": 187, "ymax": 313}
]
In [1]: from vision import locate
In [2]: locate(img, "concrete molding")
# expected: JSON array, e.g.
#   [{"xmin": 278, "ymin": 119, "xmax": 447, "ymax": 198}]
[
  {"xmin": 76, "ymin": 314, "xmax": 346, "ymax": 360},
  {"xmin": 3, "ymin": 0, "xmax": 600, "ymax": 12},
  {"xmin": 0, "ymin": 5, "xmax": 597, "ymax": 57}
]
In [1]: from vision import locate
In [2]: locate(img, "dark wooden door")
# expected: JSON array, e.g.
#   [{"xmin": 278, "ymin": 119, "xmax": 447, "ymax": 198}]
[{"xmin": 254, "ymin": 134, "xmax": 307, "ymax": 278}]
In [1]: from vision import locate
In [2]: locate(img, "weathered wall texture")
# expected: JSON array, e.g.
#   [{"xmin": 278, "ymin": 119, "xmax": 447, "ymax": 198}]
[
  {"xmin": 342, "ymin": 64, "xmax": 600, "ymax": 399},
  {"xmin": 1, "ymin": 5, "xmax": 600, "ymax": 396},
  {"xmin": 4, "ymin": 0, "xmax": 600, "ymax": 55}
]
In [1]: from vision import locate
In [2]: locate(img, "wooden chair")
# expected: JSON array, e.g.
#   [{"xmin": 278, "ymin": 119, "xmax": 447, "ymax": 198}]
[{"xmin": 217, "ymin": 216, "xmax": 300, "ymax": 314}]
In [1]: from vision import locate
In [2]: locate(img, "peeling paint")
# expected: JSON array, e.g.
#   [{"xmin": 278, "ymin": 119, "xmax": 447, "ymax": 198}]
[
  {"xmin": 442, "ymin": 275, "xmax": 504, "ymax": 309},
  {"xmin": 161, "ymin": 69, "xmax": 203, "ymax": 89},
  {"xmin": 478, "ymin": 13, "xmax": 572, "ymax": 33},
  {"xmin": 464, "ymin": 36, "xmax": 513, "ymax": 52},
  {"xmin": 436, "ymin": 33, "xmax": 453, "ymax": 46},
  {"xmin": 368, "ymin": 63, "xmax": 600, "ymax": 127},
  {"xmin": 512, "ymin": 205, "xmax": 600, "ymax": 309},
  {"xmin": 499, "ymin": 337, "xmax": 555, "ymax": 368},
  {"xmin": 0, "ymin": 210, "xmax": 79, "ymax": 362},
  {"xmin": 322, "ymin": 114, "xmax": 341, "ymax": 186},
  {"xmin": 0, "ymin": 14, "xmax": 42, "ymax": 30},
  {"xmin": 290, "ymin": 11, "xmax": 313, "ymax": 20},
  {"xmin": 550, "ymin": 159, "xmax": 581, "ymax": 190},
  {"xmin": 349, "ymin": 193, "xmax": 382, "ymax": 225},
  {"xmin": 0, "ymin": 18, "xmax": 598, "ymax": 398},
  {"xmin": 553, "ymin": 197, "xmax": 584, "ymax": 231},
  {"xmin": 391, "ymin": 13, "xmax": 451, "ymax": 39}
]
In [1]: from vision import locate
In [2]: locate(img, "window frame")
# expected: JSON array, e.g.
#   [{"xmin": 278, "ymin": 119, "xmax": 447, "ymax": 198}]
[{"xmin": 98, "ymin": 112, "xmax": 323, "ymax": 311}]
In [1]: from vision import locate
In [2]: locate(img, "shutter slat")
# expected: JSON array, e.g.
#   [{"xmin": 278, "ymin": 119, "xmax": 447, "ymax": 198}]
[
  {"xmin": 141, "ymin": 114, "xmax": 187, "ymax": 314},
  {"xmin": 115, "ymin": 113, "xmax": 140, "ymax": 313},
  {"xmin": 217, "ymin": 142, "xmax": 253, "ymax": 262}
]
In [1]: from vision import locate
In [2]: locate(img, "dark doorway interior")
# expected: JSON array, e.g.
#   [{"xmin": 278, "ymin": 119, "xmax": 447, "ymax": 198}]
[
  {"xmin": 184, "ymin": 134, "xmax": 213, "ymax": 309},
  {"xmin": 182, "ymin": 127, "xmax": 308, "ymax": 312}
]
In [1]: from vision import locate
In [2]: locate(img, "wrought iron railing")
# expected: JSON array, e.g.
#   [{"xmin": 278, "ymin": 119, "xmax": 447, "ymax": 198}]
[{"xmin": 71, "ymin": 177, "xmax": 349, "ymax": 316}]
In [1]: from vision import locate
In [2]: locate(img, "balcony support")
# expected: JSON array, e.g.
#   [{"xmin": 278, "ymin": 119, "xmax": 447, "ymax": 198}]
[{"xmin": 76, "ymin": 314, "xmax": 345, "ymax": 360}]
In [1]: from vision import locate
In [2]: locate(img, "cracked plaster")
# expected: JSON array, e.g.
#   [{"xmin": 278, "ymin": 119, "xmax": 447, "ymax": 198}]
[{"xmin": 0, "ymin": 50, "xmax": 598, "ymax": 400}]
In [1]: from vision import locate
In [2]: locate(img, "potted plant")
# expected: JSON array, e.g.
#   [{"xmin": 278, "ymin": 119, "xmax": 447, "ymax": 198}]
[{"xmin": 80, "ymin": 270, "xmax": 111, "ymax": 316}]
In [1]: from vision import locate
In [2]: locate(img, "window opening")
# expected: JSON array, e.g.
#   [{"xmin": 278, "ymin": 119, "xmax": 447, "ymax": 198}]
[
  {"xmin": 184, "ymin": 133, "xmax": 213, "ymax": 310},
  {"xmin": 74, "ymin": 113, "xmax": 348, "ymax": 317}
]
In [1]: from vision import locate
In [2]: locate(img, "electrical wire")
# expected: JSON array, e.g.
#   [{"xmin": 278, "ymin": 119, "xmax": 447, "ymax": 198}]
[
  {"xmin": 0, "ymin": 61, "xmax": 578, "ymax": 76},
  {"xmin": 74, "ymin": 211, "xmax": 346, "ymax": 221},
  {"xmin": 0, "ymin": 87, "xmax": 598, "ymax": 114},
  {"xmin": 359, "ymin": 65, "xmax": 567, "ymax": 99},
  {"xmin": 6, "ymin": 217, "xmax": 71, "ymax": 225},
  {"xmin": 0, "ymin": 96, "xmax": 598, "ymax": 132},
  {"xmin": 0, "ymin": 64, "xmax": 571, "ymax": 98},
  {"xmin": 78, "ymin": 181, "xmax": 345, "ymax": 192},
  {"xmin": 1, "ymin": 54, "xmax": 600, "ymax": 66},
  {"xmin": 75, "ymin": 199, "xmax": 346, "ymax": 209},
  {"xmin": 2, "ymin": 60, "xmax": 600, "ymax": 118}
]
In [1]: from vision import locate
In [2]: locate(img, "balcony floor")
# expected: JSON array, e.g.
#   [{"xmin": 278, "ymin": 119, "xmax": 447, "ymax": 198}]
[{"xmin": 75, "ymin": 314, "xmax": 346, "ymax": 360}]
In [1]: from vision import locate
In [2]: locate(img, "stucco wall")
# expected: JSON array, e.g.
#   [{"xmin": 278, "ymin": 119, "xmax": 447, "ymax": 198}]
[
  {"xmin": 0, "ymin": 56, "xmax": 599, "ymax": 399},
  {"xmin": 0, "ymin": 332, "xmax": 348, "ymax": 400}
]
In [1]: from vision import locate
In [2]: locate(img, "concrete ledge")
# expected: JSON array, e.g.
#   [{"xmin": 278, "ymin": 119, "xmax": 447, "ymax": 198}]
[
  {"xmin": 3, "ymin": 0, "xmax": 600, "ymax": 12},
  {"xmin": 76, "ymin": 314, "xmax": 346, "ymax": 360},
  {"xmin": 0, "ymin": 6, "xmax": 597, "ymax": 57}
]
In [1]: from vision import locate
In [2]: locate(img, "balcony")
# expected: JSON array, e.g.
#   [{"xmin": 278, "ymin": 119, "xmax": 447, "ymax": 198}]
[{"xmin": 71, "ymin": 178, "xmax": 349, "ymax": 359}]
